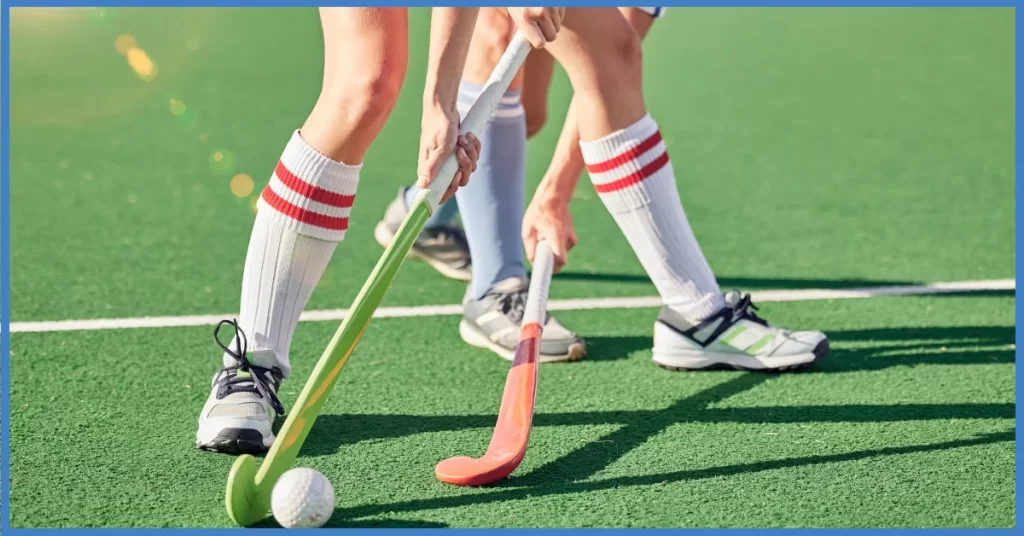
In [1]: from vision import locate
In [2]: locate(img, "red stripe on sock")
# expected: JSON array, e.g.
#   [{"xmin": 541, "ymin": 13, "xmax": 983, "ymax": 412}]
[
  {"xmin": 593, "ymin": 152, "xmax": 670, "ymax": 194},
  {"xmin": 586, "ymin": 131, "xmax": 663, "ymax": 174},
  {"xmin": 261, "ymin": 187, "xmax": 349, "ymax": 231},
  {"xmin": 274, "ymin": 161, "xmax": 355, "ymax": 208}
]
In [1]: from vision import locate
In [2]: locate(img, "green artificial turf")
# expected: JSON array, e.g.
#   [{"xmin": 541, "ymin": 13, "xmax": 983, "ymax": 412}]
[
  {"xmin": 8, "ymin": 296, "xmax": 1016, "ymax": 528},
  {"xmin": 7, "ymin": 7, "xmax": 1015, "ymax": 528}
]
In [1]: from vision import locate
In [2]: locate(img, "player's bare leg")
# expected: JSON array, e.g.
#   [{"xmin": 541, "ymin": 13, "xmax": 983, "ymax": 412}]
[
  {"xmin": 197, "ymin": 8, "xmax": 410, "ymax": 454},
  {"xmin": 521, "ymin": 9, "xmax": 654, "ymax": 142},
  {"xmin": 530, "ymin": 8, "xmax": 656, "ymax": 162},
  {"xmin": 301, "ymin": 8, "xmax": 408, "ymax": 164},
  {"xmin": 521, "ymin": 49, "xmax": 556, "ymax": 138},
  {"xmin": 535, "ymin": 8, "xmax": 828, "ymax": 370}
]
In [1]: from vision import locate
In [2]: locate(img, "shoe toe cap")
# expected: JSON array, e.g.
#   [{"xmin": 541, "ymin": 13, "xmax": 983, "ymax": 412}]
[
  {"xmin": 540, "ymin": 317, "xmax": 587, "ymax": 358},
  {"xmin": 770, "ymin": 331, "xmax": 829, "ymax": 360},
  {"xmin": 790, "ymin": 330, "xmax": 828, "ymax": 347}
]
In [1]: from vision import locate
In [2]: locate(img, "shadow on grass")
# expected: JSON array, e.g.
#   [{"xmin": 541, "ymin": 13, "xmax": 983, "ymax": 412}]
[
  {"xmin": 305, "ymin": 369, "xmax": 1013, "ymax": 451},
  {"xmin": 303, "ymin": 325, "xmax": 1014, "ymax": 456},
  {"xmin": 583, "ymin": 335, "xmax": 652, "ymax": 362},
  {"xmin": 305, "ymin": 398, "xmax": 1014, "ymax": 458},
  {"xmin": 295, "ymin": 324, "xmax": 1013, "ymax": 523},
  {"xmin": 330, "ymin": 429, "xmax": 1013, "ymax": 521},
  {"xmin": 817, "ymin": 325, "xmax": 1014, "ymax": 372}
]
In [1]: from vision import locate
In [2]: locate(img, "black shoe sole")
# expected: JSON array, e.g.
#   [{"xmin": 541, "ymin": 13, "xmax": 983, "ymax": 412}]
[{"xmin": 197, "ymin": 428, "xmax": 269, "ymax": 456}]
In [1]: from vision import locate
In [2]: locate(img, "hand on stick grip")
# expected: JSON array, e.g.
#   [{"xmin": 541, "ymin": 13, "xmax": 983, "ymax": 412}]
[{"xmin": 419, "ymin": 32, "xmax": 533, "ymax": 213}]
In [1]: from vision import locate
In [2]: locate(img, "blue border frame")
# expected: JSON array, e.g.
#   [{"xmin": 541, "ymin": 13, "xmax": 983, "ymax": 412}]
[
  {"xmin": 0, "ymin": 1, "xmax": 1018, "ymax": 532},
  {"xmin": 2, "ymin": 2, "xmax": 10, "ymax": 534}
]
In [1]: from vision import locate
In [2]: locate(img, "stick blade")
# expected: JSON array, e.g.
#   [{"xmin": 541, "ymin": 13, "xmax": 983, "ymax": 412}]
[
  {"xmin": 225, "ymin": 454, "xmax": 267, "ymax": 526},
  {"xmin": 435, "ymin": 450, "xmax": 527, "ymax": 486},
  {"xmin": 435, "ymin": 325, "xmax": 542, "ymax": 486}
]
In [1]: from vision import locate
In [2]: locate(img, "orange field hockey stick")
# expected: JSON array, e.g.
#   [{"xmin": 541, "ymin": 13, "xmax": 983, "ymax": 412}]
[{"xmin": 435, "ymin": 241, "xmax": 554, "ymax": 486}]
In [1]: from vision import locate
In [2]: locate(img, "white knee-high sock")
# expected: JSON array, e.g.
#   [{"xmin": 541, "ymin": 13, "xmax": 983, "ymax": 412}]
[
  {"xmin": 579, "ymin": 115, "xmax": 724, "ymax": 322},
  {"xmin": 226, "ymin": 131, "xmax": 361, "ymax": 376}
]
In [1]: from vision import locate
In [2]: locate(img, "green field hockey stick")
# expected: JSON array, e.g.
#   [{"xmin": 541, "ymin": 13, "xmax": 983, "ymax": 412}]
[{"xmin": 225, "ymin": 32, "xmax": 534, "ymax": 527}]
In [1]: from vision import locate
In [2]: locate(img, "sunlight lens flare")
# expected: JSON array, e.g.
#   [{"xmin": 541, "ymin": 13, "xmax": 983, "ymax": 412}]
[
  {"xmin": 114, "ymin": 34, "xmax": 136, "ymax": 55},
  {"xmin": 210, "ymin": 150, "xmax": 237, "ymax": 176},
  {"xmin": 126, "ymin": 47, "xmax": 158, "ymax": 82},
  {"xmin": 230, "ymin": 174, "xmax": 255, "ymax": 198}
]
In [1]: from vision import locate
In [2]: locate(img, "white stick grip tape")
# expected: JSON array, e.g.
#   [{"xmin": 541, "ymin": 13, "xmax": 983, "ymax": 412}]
[{"xmin": 522, "ymin": 241, "xmax": 554, "ymax": 326}]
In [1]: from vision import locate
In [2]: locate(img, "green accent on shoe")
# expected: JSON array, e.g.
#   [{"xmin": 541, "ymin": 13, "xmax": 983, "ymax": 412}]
[
  {"xmin": 744, "ymin": 334, "xmax": 776, "ymax": 355},
  {"xmin": 719, "ymin": 325, "xmax": 747, "ymax": 345}
]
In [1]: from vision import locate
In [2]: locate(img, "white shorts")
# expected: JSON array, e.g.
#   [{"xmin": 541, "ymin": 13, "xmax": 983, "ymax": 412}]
[{"xmin": 637, "ymin": 7, "xmax": 666, "ymax": 18}]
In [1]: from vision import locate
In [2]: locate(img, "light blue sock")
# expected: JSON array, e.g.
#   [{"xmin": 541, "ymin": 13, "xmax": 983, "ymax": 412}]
[
  {"xmin": 454, "ymin": 81, "xmax": 528, "ymax": 300},
  {"xmin": 404, "ymin": 187, "xmax": 459, "ymax": 229}
]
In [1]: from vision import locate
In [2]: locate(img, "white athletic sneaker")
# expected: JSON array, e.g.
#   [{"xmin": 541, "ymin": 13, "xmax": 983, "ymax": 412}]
[
  {"xmin": 653, "ymin": 291, "xmax": 829, "ymax": 371},
  {"xmin": 460, "ymin": 276, "xmax": 586, "ymax": 362},
  {"xmin": 196, "ymin": 320, "xmax": 286, "ymax": 455}
]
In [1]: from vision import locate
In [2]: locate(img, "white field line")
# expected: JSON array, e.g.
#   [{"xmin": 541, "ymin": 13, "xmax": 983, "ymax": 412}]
[{"xmin": 8, "ymin": 278, "xmax": 1015, "ymax": 334}]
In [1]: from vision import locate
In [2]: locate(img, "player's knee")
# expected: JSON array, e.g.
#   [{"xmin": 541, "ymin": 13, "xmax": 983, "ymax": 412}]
[
  {"xmin": 323, "ymin": 60, "xmax": 406, "ymax": 131},
  {"xmin": 607, "ymin": 28, "xmax": 643, "ymax": 85},
  {"xmin": 562, "ymin": 26, "xmax": 642, "ymax": 99},
  {"xmin": 364, "ymin": 63, "xmax": 406, "ymax": 111},
  {"xmin": 465, "ymin": 9, "xmax": 517, "ymax": 78}
]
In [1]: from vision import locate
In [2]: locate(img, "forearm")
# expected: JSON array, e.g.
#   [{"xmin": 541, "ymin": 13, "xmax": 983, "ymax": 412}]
[{"xmin": 424, "ymin": 7, "xmax": 480, "ymax": 110}]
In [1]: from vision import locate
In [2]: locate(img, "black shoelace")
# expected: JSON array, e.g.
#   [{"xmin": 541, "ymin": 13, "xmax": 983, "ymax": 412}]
[
  {"xmin": 492, "ymin": 289, "xmax": 529, "ymax": 325},
  {"xmin": 729, "ymin": 293, "xmax": 769, "ymax": 327},
  {"xmin": 420, "ymin": 226, "xmax": 469, "ymax": 250},
  {"xmin": 671, "ymin": 292, "xmax": 770, "ymax": 347},
  {"xmin": 213, "ymin": 319, "xmax": 285, "ymax": 416}
]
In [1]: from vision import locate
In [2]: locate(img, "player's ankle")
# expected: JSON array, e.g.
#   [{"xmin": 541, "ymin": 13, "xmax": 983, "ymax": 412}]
[{"xmin": 666, "ymin": 292, "xmax": 726, "ymax": 324}]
